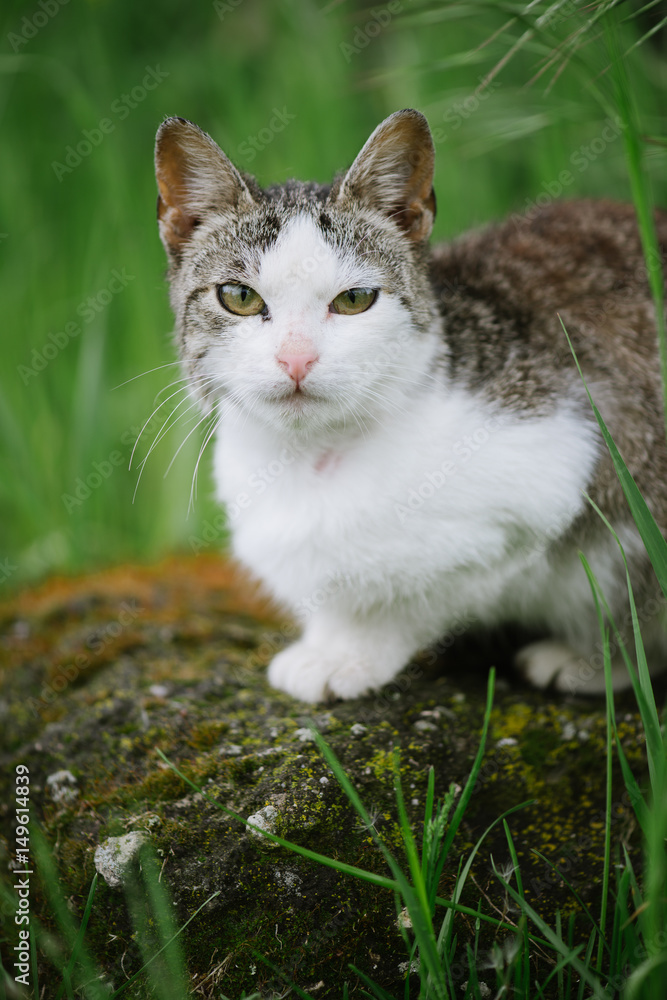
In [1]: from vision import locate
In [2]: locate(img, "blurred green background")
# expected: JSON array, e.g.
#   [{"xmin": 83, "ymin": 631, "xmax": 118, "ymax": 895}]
[{"xmin": 0, "ymin": 0, "xmax": 665, "ymax": 589}]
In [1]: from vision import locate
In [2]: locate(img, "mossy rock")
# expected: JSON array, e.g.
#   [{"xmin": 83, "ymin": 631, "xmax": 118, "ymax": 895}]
[{"xmin": 0, "ymin": 557, "xmax": 649, "ymax": 997}]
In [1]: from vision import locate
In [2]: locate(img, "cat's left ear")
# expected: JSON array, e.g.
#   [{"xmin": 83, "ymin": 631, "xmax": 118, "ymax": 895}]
[
  {"xmin": 335, "ymin": 109, "xmax": 436, "ymax": 242},
  {"xmin": 155, "ymin": 117, "xmax": 255, "ymax": 260}
]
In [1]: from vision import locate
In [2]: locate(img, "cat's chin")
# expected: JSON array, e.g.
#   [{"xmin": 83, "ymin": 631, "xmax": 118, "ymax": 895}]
[
  {"xmin": 259, "ymin": 392, "xmax": 350, "ymax": 437},
  {"xmin": 271, "ymin": 387, "xmax": 326, "ymax": 417}
]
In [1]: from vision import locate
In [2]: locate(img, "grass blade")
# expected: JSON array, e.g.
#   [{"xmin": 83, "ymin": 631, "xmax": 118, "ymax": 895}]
[
  {"xmin": 562, "ymin": 317, "xmax": 667, "ymax": 598},
  {"xmin": 155, "ymin": 749, "xmax": 399, "ymax": 893},
  {"xmin": 603, "ymin": 9, "xmax": 667, "ymax": 432},
  {"xmin": 599, "ymin": 627, "xmax": 614, "ymax": 974},
  {"xmin": 492, "ymin": 859, "xmax": 607, "ymax": 998},
  {"xmin": 109, "ymin": 888, "xmax": 219, "ymax": 999},
  {"xmin": 431, "ymin": 669, "xmax": 496, "ymax": 894},
  {"xmin": 54, "ymin": 875, "xmax": 100, "ymax": 1000}
]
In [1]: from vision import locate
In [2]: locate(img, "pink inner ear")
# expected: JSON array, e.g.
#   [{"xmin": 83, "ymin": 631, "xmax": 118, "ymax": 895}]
[
  {"xmin": 156, "ymin": 128, "xmax": 190, "ymax": 205},
  {"xmin": 155, "ymin": 119, "xmax": 255, "ymax": 257},
  {"xmin": 338, "ymin": 110, "xmax": 436, "ymax": 242},
  {"xmin": 156, "ymin": 136, "xmax": 193, "ymax": 249},
  {"xmin": 158, "ymin": 199, "xmax": 199, "ymax": 245}
]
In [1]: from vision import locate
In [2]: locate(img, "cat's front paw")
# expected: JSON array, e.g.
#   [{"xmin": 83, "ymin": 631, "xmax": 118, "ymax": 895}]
[{"xmin": 267, "ymin": 640, "xmax": 388, "ymax": 703}]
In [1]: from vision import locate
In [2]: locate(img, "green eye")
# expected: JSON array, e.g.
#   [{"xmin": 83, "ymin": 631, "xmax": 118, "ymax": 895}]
[
  {"xmin": 330, "ymin": 287, "xmax": 377, "ymax": 315},
  {"xmin": 217, "ymin": 283, "xmax": 266, "ymax": 316}
]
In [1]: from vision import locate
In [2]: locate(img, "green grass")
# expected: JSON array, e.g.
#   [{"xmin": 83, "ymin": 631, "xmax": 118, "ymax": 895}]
[
  {"xmin": 7, "ymin": 656, "xmax": 665, "ymax": 996},
  {"xmin": 1, "ymin": 0, "xmax": 665, "ymax": 584}
]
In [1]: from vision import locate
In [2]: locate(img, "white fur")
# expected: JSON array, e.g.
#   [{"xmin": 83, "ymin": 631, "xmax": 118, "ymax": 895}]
[
  {"xmin": 515, "ymin": 640, "xmax": 631, "ymax": 694},
  {"xmin": 209, "ymin": 215, "xmax": 609, "ymax": 701}
]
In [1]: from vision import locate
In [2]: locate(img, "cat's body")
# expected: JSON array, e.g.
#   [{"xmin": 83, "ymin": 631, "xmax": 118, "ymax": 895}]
[{"xmin": 155, "ymin": 110, "xmax": 667, "ymax": 701}]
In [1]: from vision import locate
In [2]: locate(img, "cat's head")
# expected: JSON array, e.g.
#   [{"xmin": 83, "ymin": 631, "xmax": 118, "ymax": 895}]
[{"xmin": 154, "ymin": 110, "xmax": 439, "ymax": 437}]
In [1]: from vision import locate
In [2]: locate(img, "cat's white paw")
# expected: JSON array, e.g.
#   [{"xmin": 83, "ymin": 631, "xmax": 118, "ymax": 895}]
[
  {"xmin": 515, "ymin": 639, "xmax": 632, "ymax": 694},
  {"xmin": 515, "ymin": 640, "xmax": 579, "ymax": 689},
  {"xmin": 267, "ymin": 640, "xmax": 387, "ymax": 703},
  {"xmin": 267, "ymin": 643, "xmax": 334, "ymax": 702}
]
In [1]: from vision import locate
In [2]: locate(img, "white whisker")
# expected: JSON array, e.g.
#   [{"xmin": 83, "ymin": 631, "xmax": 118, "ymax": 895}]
[
  {"xmin": 112, "ymin": 360, "xmax": 183, "ymax": 391},
  {"xmin": 163, "ymin": 397, "xmax": 221, "ymax": 478},
  {"xmin": 189, "ymin": 412, "xmax": 221, "ymax": 514},
  {"xmin": 129, "ymin": 374, "xmax": 219, "ymax": 471},
  {"xmin": 130, "ymin": 384, "xmax": 193, "ymax": 471},
  {"xmin": 131, "ymin": 378, "xmax": 220, "ymax": 502},
  {"xmin": 140, "ymin": 386, "xmax": 216, "ymax": 468}
]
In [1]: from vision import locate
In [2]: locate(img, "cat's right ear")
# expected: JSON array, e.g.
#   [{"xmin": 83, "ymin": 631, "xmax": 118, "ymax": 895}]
[
  {"xmin": 155, "ymin": 117, "xmax": 254, "ymax": 259},
  {"xmin": 335, "ymin": 109, "xmax": 436, "ymax": 243}
]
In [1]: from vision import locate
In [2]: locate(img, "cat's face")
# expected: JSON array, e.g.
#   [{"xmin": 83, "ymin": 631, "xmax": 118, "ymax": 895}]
[{"xmin": 155, "ymin": 111, "xmax": 439, "ymax": 437}]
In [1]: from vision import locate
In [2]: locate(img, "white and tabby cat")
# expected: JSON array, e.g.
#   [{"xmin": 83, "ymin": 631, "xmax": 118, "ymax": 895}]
[{"xmin": 154, "ymin": 109, "xmax": 667, "ymax": 702}]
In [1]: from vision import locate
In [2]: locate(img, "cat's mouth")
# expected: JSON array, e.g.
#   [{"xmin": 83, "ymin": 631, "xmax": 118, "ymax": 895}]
[
  {"xmin": 278, "ymin": 384, "xmax": 317, "ymax": 404},
  {"xmin": 271, "ymin": 384, "xmax": 328, "ymax": 420}
]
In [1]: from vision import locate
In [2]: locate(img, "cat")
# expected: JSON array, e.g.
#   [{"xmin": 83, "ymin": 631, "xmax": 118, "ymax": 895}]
[{"xmin": 154, "ymin": 108, "xmax": 667, "ymax": 702}]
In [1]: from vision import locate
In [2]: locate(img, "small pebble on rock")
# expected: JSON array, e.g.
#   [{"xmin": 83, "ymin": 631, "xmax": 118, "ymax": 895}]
[
  {"xmin": 293, "ymin": 727, "xmax": 316, "ymax": 742},
  {"xmin": 413, "ymin": 719, "xmax": 437, "ymax": 732},
  {"xmin": 148, "ymin": 683, "xmax": 169, "ymax": 698},
  {"xmin": 247, "ymin": 804, "xmax": 280, "ymax": 846},
  {"xmin": 46, "ymin": 770, "xmax": 78, "ymax": 805},
  {"xmin": 560, "ymin": 722, "xmax": 576, "ymax": 741},
  {"xmin": 94, "ymin": 832, "xmax": 149, "ymax": 888}
]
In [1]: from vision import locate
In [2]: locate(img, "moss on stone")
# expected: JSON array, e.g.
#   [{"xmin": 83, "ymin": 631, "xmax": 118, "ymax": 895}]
[{"xmin": 0, "ymin": 558, "xmax": 653, "ymax": 997}]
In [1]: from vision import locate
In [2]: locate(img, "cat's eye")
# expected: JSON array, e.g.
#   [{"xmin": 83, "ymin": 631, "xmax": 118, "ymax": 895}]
[
  {"xmin": 330, "ymin": 287, "xmax": 378, "ymax": 316},
  {"xmin": 217, "ymin": 283, "xmax": 266, "ymax": 316}
]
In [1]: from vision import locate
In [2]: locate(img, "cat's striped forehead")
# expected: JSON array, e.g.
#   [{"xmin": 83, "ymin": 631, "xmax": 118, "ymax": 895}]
[
  {"xmin": 176, "ymin": 178, "xmax": 437, "ymax": 335},
  {"xmin": 189, "ymin": 195, "xmax": 409, "ymax": 296},
  {"xmin": 257, "ymin": 214, "xmax": 383, "ymax": 301}
]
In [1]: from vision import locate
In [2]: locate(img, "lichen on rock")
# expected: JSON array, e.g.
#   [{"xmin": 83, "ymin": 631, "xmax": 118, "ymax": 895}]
[
  {"xmin": 0, "ymin": 557, "xmax": 652, "ymax": 997},
  {"xmin": 94, "ymin": 831, "xmax": 150, "ymax": 888}
]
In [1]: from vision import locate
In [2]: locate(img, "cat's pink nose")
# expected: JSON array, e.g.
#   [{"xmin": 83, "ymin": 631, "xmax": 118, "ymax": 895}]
[{"xmin": 276, "ymin": 350, "xmax": 318, "ymax": 385}]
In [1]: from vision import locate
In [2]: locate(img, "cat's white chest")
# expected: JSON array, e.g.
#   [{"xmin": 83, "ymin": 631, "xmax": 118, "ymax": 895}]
[
  {"xmin": 213, "ymin": 390, "xmax": 600, "ymax": 625},
  {"xmin": 214, "ymin": 409, "xmax": 416, "ymax": 604}
]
